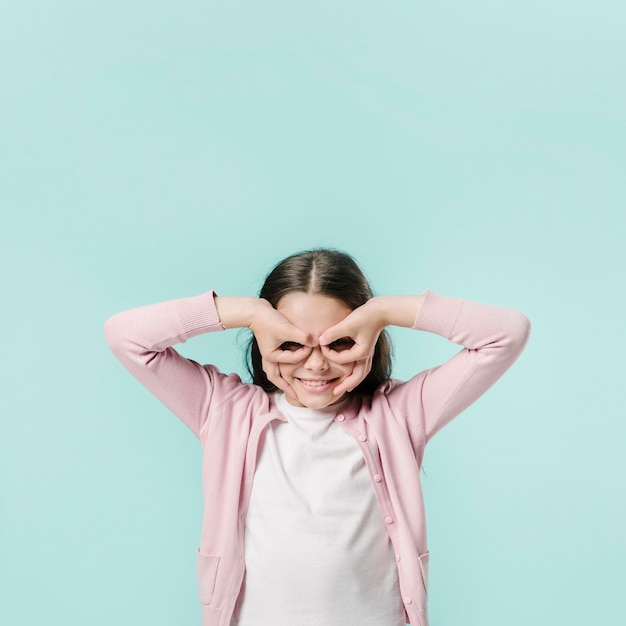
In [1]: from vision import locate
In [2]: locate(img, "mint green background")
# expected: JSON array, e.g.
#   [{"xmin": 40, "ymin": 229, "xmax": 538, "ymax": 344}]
[{"xmin": 1, "ymin": 1, "xmax": 624, "ymax": 624}]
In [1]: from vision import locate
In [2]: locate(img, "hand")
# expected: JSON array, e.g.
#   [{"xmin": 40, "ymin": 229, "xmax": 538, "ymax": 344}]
[
  {"xmin": 318, "ymin": 300, "xmax": 386, "ymax": 397},
  {"xmin": 249, "ymin": 300, "xmax": 315, "ymax": 399}
]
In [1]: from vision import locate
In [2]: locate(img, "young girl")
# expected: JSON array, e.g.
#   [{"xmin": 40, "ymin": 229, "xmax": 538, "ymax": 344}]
[{"xmin": 104, "ymin": 248, "xmax": 531, "ymax": 626}]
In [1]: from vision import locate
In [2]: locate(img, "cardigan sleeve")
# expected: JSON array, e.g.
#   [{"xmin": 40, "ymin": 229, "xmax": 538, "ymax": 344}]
[
  {"xmin": 390, "ymin": 289, "xmax": 532, "ymax": 442},
  {"xmin": 103, "ymin": 291, "xmax": 245, "ymax": 439}
]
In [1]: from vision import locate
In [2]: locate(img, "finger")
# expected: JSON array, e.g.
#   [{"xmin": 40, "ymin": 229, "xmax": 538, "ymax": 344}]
[
  {"xmin": 332, "ymin": 361, "xmax": 366, "ymax": 396},
  {"xmin": 263, "ymin": 359, "xmax": 298, "ymax": 399},
  {"xmin": 271, "ymin": 345, "xmax": 313, "ymax": 364},
  {"xmin": 333, "ymin": 371, "xmax": 359, "ymax": 396},
  {"xmin": 337, "ymin": 355, "xmax": 374, "ymax": 396},
  {"xmin": 273, "ymin": 377, "xmax": 298, "ymax": 399},
  {"xmin": 320, "ymin": 342, "xmax": 367, "ymax": 364},
  {"xmin": 285, "ymin": 324, "xmax": 316, "ymax": 347},
  {"xmin": 318, "ymin": 322, "xmax": 352, "ymax": 347}
]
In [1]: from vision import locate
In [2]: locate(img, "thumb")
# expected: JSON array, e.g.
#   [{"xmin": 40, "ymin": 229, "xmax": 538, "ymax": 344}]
[
  {"xmin": 319, "ymin": 320, "xmax": 349, "ymax": 346},
  {"xmin": 288, "ymin": 324, "xmax": 316, "ymax": 347}
]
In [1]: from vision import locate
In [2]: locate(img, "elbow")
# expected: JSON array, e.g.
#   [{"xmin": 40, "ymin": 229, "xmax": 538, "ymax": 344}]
[
  {"xmin": 103, "ymin": 312, "xmax": 155, "ymax": 366},
  {"xmin": 508, "ymin": 310, "xmax": 532, "ymax": 355},
  {"xmin": 103, "ymin": 313, "xmax": 126, "ymax": 353},
  {"xmin": 517, "ymin": 311, "xmax": 532, "ymax": 344}
]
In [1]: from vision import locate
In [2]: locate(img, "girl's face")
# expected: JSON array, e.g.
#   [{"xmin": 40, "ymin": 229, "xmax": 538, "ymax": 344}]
[{"xmin": 276, "ymin": 292, "xmax": 355, "ymax": 409}]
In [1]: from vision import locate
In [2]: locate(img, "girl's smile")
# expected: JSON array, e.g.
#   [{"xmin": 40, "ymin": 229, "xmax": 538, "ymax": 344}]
[{"xmin": 296, "ymin": 377, "xmax": 339, "ymax": 392}]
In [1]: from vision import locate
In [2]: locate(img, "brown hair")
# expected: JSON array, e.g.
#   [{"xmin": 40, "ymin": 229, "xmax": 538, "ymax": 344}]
[{"xmin": 246, "ymin": 248, "xmax": 392, "ymax": 394}]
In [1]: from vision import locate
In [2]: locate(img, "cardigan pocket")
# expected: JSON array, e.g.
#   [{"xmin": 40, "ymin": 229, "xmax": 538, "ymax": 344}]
[
  {"xmin": 196, "ymin": 548, "xmax": 220, "ymax": 605},
  {"xmin": 419, "ymin": 551, "xmax": 430, "ymax": 597}
]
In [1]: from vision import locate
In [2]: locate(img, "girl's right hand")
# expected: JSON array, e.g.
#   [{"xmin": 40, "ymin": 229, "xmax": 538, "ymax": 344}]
[{"xmin": 249, "ymin": 300, "xmax": 314, "ymax": 399}]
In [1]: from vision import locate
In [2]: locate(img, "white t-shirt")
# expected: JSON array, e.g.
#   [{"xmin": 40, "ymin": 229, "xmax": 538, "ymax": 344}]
[{"xmin": 231, "ymin": 393, "xmax": 405, "ymax": 626}]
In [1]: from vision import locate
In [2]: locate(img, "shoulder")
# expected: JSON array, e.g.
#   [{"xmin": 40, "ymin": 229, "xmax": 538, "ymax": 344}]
[
  {"xmin": 355, "ymin": 374, "xmax": 427, "ymax": 416},
  {"xmin": 202, "ymin": 363, "xmax": 274, "ymax": 412},
  {"xmin": 374, "ymin": 373, "xmax": 428, "ymax": 402}
]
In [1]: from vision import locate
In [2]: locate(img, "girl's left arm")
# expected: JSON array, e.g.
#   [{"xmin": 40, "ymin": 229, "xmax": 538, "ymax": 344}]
[
  {"xmin": 321, "ymin": 290, "xmax": 531, "ymax": 441},
  {"xmin": 319, "ymin": 295, "xmax": 426, "ymax": 396},
  {"xmin": 406, "ymin": 290, "xmax": 531, "ymax": 440}
]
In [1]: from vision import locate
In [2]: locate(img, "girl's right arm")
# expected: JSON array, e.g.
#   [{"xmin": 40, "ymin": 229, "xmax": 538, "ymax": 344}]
[
  {"xmin": 104, "ymin": 293, "xmax": 312, "ymax": 437},
  {"xmin": 104, "ymin": 291, "xmax": 233, "ymax": 438}
]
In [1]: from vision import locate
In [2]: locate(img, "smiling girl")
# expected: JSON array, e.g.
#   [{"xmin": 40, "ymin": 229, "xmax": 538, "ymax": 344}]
[{"xmin": 104, "ymin": 248, "xmax": 531, "ymax": 626}]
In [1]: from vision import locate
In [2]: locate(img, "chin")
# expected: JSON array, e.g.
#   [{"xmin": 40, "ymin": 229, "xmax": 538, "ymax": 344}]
[
  {"xmin": 304, "ymin": 398, "xmax": 334, "ymax": 409},
  {"xmin": 293, "ymin": 391, "xmax": 347, "ymax": 410}
]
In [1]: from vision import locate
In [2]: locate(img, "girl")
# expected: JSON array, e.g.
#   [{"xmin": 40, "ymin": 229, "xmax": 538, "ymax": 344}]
[{"xmin": 104, "ymin": 248, "xmax": 531, "ymax": 626}]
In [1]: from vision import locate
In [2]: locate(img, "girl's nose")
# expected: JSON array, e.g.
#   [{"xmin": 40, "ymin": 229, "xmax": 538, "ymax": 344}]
[{"xmin": 304, "ymin": 346, "xmax": 329, "ymax": 371}]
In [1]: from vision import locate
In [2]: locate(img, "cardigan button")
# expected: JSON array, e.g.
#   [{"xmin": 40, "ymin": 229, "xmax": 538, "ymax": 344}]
[
  {"xmin": 335, "ymin": 414, "xmax": 345, "ymax": 422},
  {"xmin": 384, "ymin": 516, "xmax": 393, "ymax": 524},
  {"xmin": 404, "ymin": 597, "xmax": 412, "ymax": 605},
  {"xmin": 373, "ymin": 474, "xmax": 382, "ymax": 482},
  {"xmin": 395, "ymin": 554, "xmax": 401, "ymax": 562},
  {"xmin": 358, "ymin": 434, "xmax": 367, "ymax": 442}
]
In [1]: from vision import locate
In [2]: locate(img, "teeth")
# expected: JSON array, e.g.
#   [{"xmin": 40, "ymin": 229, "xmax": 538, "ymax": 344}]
[{"xmin": 300, "ymin": 380, "xmax": 330, "ymax": 387}]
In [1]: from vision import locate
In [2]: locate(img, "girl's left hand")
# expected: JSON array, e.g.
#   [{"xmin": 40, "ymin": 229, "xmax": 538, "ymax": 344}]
[{"xmin": 319, "ymin": 300, "xmax": 386, "ymax": 397}]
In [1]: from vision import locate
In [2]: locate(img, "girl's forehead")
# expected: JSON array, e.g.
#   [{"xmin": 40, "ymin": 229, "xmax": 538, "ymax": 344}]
[{"xmin": 276, "ymin": 292, "xmax": 351, "ymax": 328}]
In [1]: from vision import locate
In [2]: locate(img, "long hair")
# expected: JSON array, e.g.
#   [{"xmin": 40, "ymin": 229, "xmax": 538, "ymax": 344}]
[{"xmin": 246, "ymin": 248, "xmax": 392, "ymax": 395}]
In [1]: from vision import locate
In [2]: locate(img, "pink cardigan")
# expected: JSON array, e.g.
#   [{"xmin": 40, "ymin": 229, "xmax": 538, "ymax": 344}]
[{"xmin": 104, "ymin": 289, "xmax": 531, "ymax": 626}]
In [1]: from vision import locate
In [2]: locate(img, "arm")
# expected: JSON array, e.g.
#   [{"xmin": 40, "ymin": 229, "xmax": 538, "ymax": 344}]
[
  {"xmin": 319, "ymin": 290, "xmax": 531, "ymax": 440},
  {"xmin": 407, "ymin": 289, "xmax": 531, "ymax": 441},
  {"xmin": 104, "ymin": 291, "xmax": 232, "ymax": 438},
  {"xmin": 104, "ymin": 293, "xmax": 315, "ymax": 437}
]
